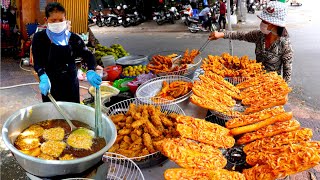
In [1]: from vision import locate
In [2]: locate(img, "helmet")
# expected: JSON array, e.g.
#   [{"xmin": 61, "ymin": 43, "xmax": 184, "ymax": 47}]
[
  {"xmin": 123, "ymin": 5, "xmax": 128, "ymax": 9},
  {"xmin": 117, "ymin": 6, "xmax": 121, "ymax": 10}
]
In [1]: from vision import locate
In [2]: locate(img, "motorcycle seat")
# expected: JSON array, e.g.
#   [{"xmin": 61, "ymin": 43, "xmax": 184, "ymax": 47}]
[
  {"xmin": 109, "ymin": 14, "xmax": 118, "ymax": 17},
  {"xmin": 127, "ymin": 14, "xmax": 135, "ymax": 17}
]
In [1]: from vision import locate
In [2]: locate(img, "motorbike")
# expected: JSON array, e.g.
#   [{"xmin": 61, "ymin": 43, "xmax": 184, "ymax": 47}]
[
  {"xmin": 247, "ymin": 2, "xmax": 256, "ymax": 14},
  {"xmin": 153, "ymin": 9, "xmax": 175, "ymax": 25},
  {"xmin": 104, "ymin": 7, "xmax": 123, "ymax": 27},
  {"xmin": 88, "ymin": 11, "xmax": 96, "ymax": 25},
  {"xmin": 122, "ymin": 14, "xmax": 135, "ymax": 27},
  {"xmin": 95, "ymin": 9, "xmax": 104, "ymax": 27},
  {"xmin": 181, "ymin": 5, "xmax": 192, "ymax": 26},
  {"xmin": 188, "ymin": 12, "xmax": 219, "ymax": 33},
  {"xmin": 170, "ymin": 6, "xmax": 181, "ymax": 20}
]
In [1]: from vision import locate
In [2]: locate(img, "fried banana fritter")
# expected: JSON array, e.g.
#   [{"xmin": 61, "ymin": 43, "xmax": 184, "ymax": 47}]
[{"xmin": 43, "ymin": 127, "xmax": 65, "ymax": 141}]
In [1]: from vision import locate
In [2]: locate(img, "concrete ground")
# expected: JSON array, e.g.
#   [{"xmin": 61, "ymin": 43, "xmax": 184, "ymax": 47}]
[{"xmin": 1, "ymin": 1, "xmax": 320, "ymax": 179}]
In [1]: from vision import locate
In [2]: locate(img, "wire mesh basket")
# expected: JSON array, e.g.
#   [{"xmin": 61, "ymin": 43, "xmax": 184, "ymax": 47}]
[
  {"xmin": 148, "ymin": 50, "xmax": 203, "ymax": 78},
  {"xmin": 103, "ymin": 97, "xmax": 185, "ymax": 168},
  {"xmin": 102, "ymin": 152, "xmax": 145, "ymax": 180},
  {"xmin": 224, "ymin": 77, "xmax": 250, "ymax": 86},
  {"xmin": 135, "ymin": 75, "xmax": 193, "ymax": 105}
]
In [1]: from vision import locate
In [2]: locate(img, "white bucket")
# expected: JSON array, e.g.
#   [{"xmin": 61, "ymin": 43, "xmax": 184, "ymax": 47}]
[{"xmin": 101, "ymin": 55, "xmax": 115, "ymax": 67}]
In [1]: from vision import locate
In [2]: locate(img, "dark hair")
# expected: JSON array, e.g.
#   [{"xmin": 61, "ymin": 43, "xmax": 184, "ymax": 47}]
[
  {"xmin": 45, "ymin": 2, "xmax": 66, "ymax": 18},
  {"xmin": 277, "ymin": 27, "xmax": 289, "ymax": 37}
]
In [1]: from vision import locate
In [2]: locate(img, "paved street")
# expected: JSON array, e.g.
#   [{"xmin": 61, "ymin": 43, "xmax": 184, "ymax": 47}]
[{"xmin": 1, "ymin": 0, "xmax": 320, "ymax": 179}]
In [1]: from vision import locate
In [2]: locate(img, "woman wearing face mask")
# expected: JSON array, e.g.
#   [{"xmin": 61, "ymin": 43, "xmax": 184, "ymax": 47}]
[
  {"xmin": 208, "ymin": 1, "xmax": 293, "ymax": 84},
  {"xmin": 32, "ymin": 2, "xmax": 101, "ymax": 103}
]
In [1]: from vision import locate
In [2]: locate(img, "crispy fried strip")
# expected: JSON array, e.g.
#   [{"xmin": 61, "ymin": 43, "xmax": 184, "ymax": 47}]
[
  {"xmin": 226, "ymin": 106, "xmax": 285, "ymax": 129},
  {"xmin": 164, "ymin": 168, "xmax": 245, "ymax": 180},
  {"xmin": 244, "ymin": 96, "xmax": 288, "ymax": 115},
  {"xmin": 237, "ymin": 119, "xmax": 300, "ymax": 144},
  {"xmin": 230, "ymin": 112, "xmax": 293, "ymax": 136},
  {"xmin": 236, "ymin": 72, "xmax": 280, "ymax": 90},
  {"xmin": 243, "ymin": 128, "xmax": 313, "ymax": 153}
]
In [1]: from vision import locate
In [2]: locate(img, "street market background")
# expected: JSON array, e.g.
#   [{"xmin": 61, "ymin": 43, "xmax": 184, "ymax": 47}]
[{"xmin": 1, "ymin": 0, "xmax": 320, "ymax": 179}]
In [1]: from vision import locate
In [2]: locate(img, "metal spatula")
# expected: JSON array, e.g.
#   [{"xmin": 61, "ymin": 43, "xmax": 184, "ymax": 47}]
[{"xmin": 95, "ymin": 87, "xmax": 102, "ymax": 137}]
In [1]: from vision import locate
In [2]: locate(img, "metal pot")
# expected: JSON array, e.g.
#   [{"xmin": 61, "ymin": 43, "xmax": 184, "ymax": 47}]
[{"xmin": 2, "ymin": 102, "xmax": 117, "ymax": 177}]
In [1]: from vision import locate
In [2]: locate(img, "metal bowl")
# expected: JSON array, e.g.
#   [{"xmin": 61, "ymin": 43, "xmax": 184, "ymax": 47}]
[
  {"xmin": 135, "ymin": 75, "xmax": 193, "ymax": 105},
  {"xmin": 2, "ymin": 102, "xmax": 117, "ymax": 177}
]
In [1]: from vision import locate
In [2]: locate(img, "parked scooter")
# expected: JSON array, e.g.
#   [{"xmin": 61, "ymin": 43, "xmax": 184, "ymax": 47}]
[
  {"xmin": 188, "ymin": 12, "xmax": 219, "ymax": 33},
  {"xmin": 95, "ymin": 9, "xmax": 104, "ymax": 27},
  {"xmin": 104, "ymin": 6, "xmax": 123, "ymax": 27},
  {"xmin": 247, "ymin": 2, "xmax": 256, "ymax": 14},
  {"xmin": 181, "ymin": 4, "xmax": 192, "ymax": 26},
  {"xmin": 153, "ymin": 6, "xmax": 175, "ymax": 25},
  {"xmin": 170, "ymin": 6, "xmax": 181, "ymax": 20}
]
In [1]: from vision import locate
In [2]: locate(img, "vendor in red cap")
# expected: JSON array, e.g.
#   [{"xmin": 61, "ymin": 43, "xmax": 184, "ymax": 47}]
[{"xmin": 209, "ymin": 1, "xmax": 293, "ymax": 84}]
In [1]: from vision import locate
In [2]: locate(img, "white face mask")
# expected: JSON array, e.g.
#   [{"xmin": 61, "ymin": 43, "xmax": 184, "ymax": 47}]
[
  {"xmin": 260, "ymin": 22, "xmax": 271, "ymax": 35},
  {"xmin": 48, "ymin": 21, "xmax": 67, "ymax": 34}
]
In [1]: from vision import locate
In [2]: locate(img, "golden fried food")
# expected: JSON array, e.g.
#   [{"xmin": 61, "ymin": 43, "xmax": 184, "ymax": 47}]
[
  {"xmin": 202, "ymin": 53, "xmax": 265, "ymax": 78},
  {"xmin": 244, "ymin": 96, "xmax": 288, "ymax": 114},
  {"xmin": 59, "ymin": 154, "xmax": 75, "ymax": 160},
  {"xmin": 147, "ymin": 49, "xmax": 199, "ymax": 74},
  {"xmin": 246, "ymin": 141, "xmax": 320, "ymax": 166},
  {"xmin": 243, "ymin": 128, "xmax": 313, "ymax": 153},
  {"xmin": 175, "ymin": 115, "xmax": 234, "ymax": 148},
  {"xmin": 142, "ymin": 133, "xmax": 156, "ymax": 153},
  {"xmin": 40, "ymin": 140, "xmax": 66, "ymax": 158},
  {"xmin": 43, "ymin": 127, "xmax": 65, "ymax": 141},
  {"xmin": 19, "ymin": 125, "xmax": 44, "ymax": 138},
  {"xmin": 230, "ymin": 112, "xmax": 293, "ymax": 136},
  {"xmin": 204, "ymin": 71, "xmax": 240, "ymax": 94},
  {"xmin": 110, "ymin": 114, "xmax": 125, "ymax": 123},
  {"xmin": 20, "ymin": 147, "xmax": 41, "ymax": 157},
  {"xmin": 15, "ymin": 136, "xmax": 40, "ymax": 151},
  {"xmin": 67, "ymin": 129, "xmax": 93, "ymax": 150},
  {"xmin": 190, "ymin": 95, "xmax": 240, "ymax": 117},
  {"xmin": 199, "ymin": 75, "xmax": 241, "ymax": 100},
  {"xmin": 236, "ymin": 72, "xmax": 280, "ymax": 90},
  {"xmin": 164, "ymin": 168, "xmax": 246, "ymax": 180},
  {"xmin": 152, "ymin": 81, "xmax": 193, "ymax": 101},
  {"xmin": 192, "ymin": 81, "xmax": 236, "ymax": 107},
  {"xmin": 109, "ymin": 104, "xmax": 179, "ymax": 158},
  {"xmin": 181, "ymin": 49, "xmax": 200, "ymax": 64},
  {"xmin": 226, "ymin": 106, "xmax": 285, "ymax": 129},
  {"xmin": 38, "ymin": 153, "xmax": 56, "ymax": 160},
  {"xmin": 237, "ymin": 119, "xmax": 301, "ymax": 144},
  {"xmin": 158, "ymin": 138, "xmax": 227, "ymax": 169}
]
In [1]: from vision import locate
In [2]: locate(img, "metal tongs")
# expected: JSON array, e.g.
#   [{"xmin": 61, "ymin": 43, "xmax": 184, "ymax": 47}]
[
  {"xmin": 95, "ymin": 87, "xmax": 102, "ymax": 137},
  {"xmin": 198, "ymin": 39, "xmax": 211, "ymax": 53}
]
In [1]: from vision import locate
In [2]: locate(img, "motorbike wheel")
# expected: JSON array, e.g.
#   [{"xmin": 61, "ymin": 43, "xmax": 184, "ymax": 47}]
[
  {"xmin": 156, "ymin": 20, "xmax": 164, "ymax": 25},
  {"xmin": 171, "ymin": 17, "xmax": 175, "ymax": 24},
  {"xmin": 188, "ymin": 23, "xmax": 199, "ymax": 33},
  {"xmin": 96, "ymin": 21, "xmax": 103, "ymax": 27},
  {"xmin": 122, "ymin": 22, "xmax": 129, "ymax": 28},
  {"xmin": 111, "ymin": 20, "xmax": 118, "ymax": 27}
]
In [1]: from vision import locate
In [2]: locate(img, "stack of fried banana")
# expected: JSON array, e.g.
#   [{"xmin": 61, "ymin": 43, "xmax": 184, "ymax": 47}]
[
  {"xmin": 154, "ymin": 115, "xmax": 244, "ymax": 180},
  {"xmin": 190, "ymin": 71, "xmax": 241, "ymax": 117},
  {"xmin": 108, "ymin": 104, "xmax": 179, "ymax": 158},
  {"xmin": 201, "ymin": 53, "xmax": 265, "ymax": 77},
  {"xmin": 152, "ymin": 80, "xmax": 193, "ymax": 101},
  {"xmin": 237, "ymin": 72, "xmax": 292, "ymax": 114}
]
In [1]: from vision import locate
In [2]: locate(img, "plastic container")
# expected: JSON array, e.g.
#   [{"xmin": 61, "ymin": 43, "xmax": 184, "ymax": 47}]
[
  {"xmin": 103, "ymin": 65, "xmax": 122, "ymax": 82},
  {"xmin": 101, "ymin": 55, "xmax": 116, "ymax": 67},
  {"xmin": 113, "ymin": 78, "xmax": 135, "ymax": 92}
]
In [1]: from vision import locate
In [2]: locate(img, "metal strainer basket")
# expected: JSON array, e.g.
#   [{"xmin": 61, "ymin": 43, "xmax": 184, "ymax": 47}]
[
  {"xmin": 135, "ymin": 75, "xmax": 193, "ymax": 105},
  {"xmin": 148, "ymin": 50, "xmax": 203, "ymax": 79},
  {"xmin": 103, "ymin": 97, "xmax": 185, "ymax": 168},
  {"xmin": 103, "ymin": 152, "xmax": 145, "ymax": 180}
]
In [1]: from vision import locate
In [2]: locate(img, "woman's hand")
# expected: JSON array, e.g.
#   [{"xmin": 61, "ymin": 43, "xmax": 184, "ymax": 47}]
[{"xmin": 209, "ymin": 31, "xmax": 225, "ymax": 40}]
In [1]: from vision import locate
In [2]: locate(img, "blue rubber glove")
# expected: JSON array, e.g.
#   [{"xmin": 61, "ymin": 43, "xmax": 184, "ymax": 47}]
[
  {"xmin": 86, "ymin": 70, "xmax": 102, "ymax": 88},
  {"xmin": 39, "ymin": 74, "xmax": 51, "ymax": 96}
]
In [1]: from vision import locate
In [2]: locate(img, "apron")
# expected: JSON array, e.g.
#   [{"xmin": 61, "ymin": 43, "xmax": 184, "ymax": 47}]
[{"xmin": 42, "ymin": 36, "xmax": 80, "ymax": 103}]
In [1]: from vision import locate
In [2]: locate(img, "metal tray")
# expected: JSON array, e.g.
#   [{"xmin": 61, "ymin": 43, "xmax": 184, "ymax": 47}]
[
  {"xmin": 103, "ymin": 97, "xmax": 185, "ymax": 168},
  {"xmin": 116, "ymin": 55, "xmax": 148, "ymax": 66},
  {"xmin": 135, "ymin": 75, "xmax": 193, "ymax": 105}
]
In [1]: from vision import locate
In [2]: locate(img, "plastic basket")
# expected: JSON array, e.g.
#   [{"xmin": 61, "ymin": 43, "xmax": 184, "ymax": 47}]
[
  {"xmin": 135, "ymin": 75, "xmax": 193, "ymax": 105},
  {"xmin": 102, "ymin": 152, "xmax": 145, "ymax": 180}
]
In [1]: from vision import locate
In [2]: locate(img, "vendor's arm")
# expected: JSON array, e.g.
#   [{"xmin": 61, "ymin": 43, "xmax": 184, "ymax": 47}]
[
  {"xmin": 281, "ymin": 39, "xmax": 294, "ymax": 84},
  {"xmin": 209, "ymin": 30, "xmax": 261, "ymax": 43},
  {"xmin": 32, "ymin": 32, "xmax": 47, "ymax": 77},
  {"xmin": 72, "ymin": 33, "xmax": 96, "ymax": 70}
]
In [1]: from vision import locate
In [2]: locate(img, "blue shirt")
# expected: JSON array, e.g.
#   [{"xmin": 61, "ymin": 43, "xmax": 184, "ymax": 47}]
[{"xmin": 46, "ymin": 29, "xmax": 71, "ymax": 46}]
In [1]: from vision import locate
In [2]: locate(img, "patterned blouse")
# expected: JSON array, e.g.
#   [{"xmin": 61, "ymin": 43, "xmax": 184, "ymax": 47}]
[{"xmin": 224, "ymin": 30, "xmax": 294, "ymax": 83}]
